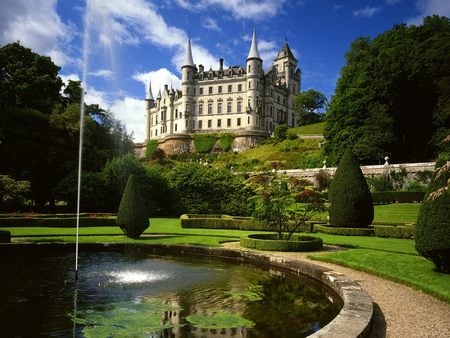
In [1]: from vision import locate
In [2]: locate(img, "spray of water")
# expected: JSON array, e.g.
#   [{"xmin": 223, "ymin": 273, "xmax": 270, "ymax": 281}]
[{"xmin": 75, "ymin": 0, "xmax": 93, "ymax": 281}]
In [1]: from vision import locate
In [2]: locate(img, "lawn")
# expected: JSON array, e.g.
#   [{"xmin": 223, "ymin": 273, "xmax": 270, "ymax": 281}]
[
  {"xmin": 3, "ymin": 203, "xmax": 449, "ymax": 303},
  {"xmin": 289, "ymin": 122, "xmax": 325, "ymax": 135}
]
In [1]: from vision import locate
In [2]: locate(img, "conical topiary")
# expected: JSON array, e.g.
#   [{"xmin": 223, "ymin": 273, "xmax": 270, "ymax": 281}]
[
  {"xmin": 415, "ymin": 163, "xmax": 450, "ymax": 273},
  {"xmin": 328, "ymin": 149, "xmax": 374, "ymax": 228},
  {"xmin": 116, "ymin": 174, "xmax": 149, "ymax": 239}
]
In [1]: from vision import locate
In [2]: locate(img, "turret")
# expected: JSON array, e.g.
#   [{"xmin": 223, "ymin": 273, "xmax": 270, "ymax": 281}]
[
  {"xmin": 181, "ymin": 38, "xmax": 196, "ymax": 132},
  {"xmin": 145, "ymin": 78, "xmax": 155, "ymax": 109},
  {"xmin": 246, "ymin": 29, "xmax": 262, "ymax": 129}
]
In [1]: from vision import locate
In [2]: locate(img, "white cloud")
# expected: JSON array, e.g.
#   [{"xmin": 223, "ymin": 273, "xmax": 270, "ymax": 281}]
[
  {"xmin": 111, "ymin": 97, "xmax": 147, "ymax": 142},
  {"xmin": 173, "ymin": 0, "xmax": 287, "ymax": 20},
  {"xmin": 0, "ymin": 0, "xmax": 73, "ymax": 67},
  {"xmin": 88, "ymin": 69, "xmax": 114, "ymax": 79},
  {"xmin": 259, "ymin": 39, "xmax": 279, "ymax": 66},
  {"xmin": 333, "ymin": 4, "xmax": 344, "ymax": 11},
  {"xmin": 408, "ymin": 0, "xmax": 450, "ymax": 25},
  {"xmin": 353, "ymin": 6, "xmax": 381, "ymax": 18},
  {"xmin": 203, "ymin": 17, "xmax": 220, "ymax": 32},
  {"xmin": 133, "ymin": 68, "xmax": 182, "ymax": 98}
]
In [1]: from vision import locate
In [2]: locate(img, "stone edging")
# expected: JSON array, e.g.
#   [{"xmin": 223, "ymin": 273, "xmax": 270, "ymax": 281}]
[{"xmin": 0, "ymin": 243, "xmax": 374, "ymax": 337}]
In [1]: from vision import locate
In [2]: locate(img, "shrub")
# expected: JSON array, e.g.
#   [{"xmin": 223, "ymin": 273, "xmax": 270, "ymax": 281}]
[
  {"xmin": 328, "ymin": 149, "xmax": 374, "ymax": 228},
  {"xmin": 116, "ymin": 175, "xmax": 149, "ymax": 239},
  {"xmin": 0, "ymin": 216, "xmax": 116, "ymax": 227},
  {"xmin": 240, "ymin": 234, "xmax": 323, "ymax": 252},
  {"xmin": 219, "ymin": 134, "xmax": 235, "ymax": 152},
  {"xmin": 0, "ymin": 230, "xmax": 11, "ymax": 243},
  {"xmin": 180, "ymin": 214, "xmax": 269, "ymax": 231},
  {"xmin": 145, "ymin": 140, "xmax": 158, "ymax": 159},
  {"xmin": 287, "ymin": 131, "xmax": 298, "ymax": 140},
  {"xmin": 374, "ymin": 225, "xmax": 415, "ymax": 239},
  {"xmin": 415, "ymin": 163, "xmax": 450, "ymax": 273},
  {"xmin": 371, "ymin": 191, "xmax": 425, "ymax": 204},
  {"xmin": 151, "ymin": 147, "xmax": 166, "ymax": 161},
  {"xmin": 193, "ymin": 134, "xmax": 217, "ymax": 153},
  {"xmin": 0, "ymin": 175, "xmax": 31, "ymax": 211},
  {"xmin": 315, "ymin": 170, "xmax": 331, "ymax": 191},
  {"xmin": 314, "ymin": 224, "xmax": 374, "ymax": 236},
  {"xmin": 274, "ymin": 124, "xmax": 288, "ymax": 141}
]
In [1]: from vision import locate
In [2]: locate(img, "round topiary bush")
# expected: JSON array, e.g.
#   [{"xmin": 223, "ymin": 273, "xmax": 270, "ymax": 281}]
[
  {"xmin": 415, "ymin": 163, "xmax": 450, "ymax": 273},
  {"xmin": 116, "ymin": 174, "xmax": 150, "ymax": 239},
  {"xmin": 240, "ymin": 234, "xmax": 323, "ymax": 252},
  {"xmin": 328, "ymin": 149, "xmax": 374, "ymax": 228}
]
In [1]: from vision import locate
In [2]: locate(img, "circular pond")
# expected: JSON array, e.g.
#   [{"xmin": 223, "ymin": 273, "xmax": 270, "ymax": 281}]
[{"xmin": 0, "ymin": 248, "xmax": 340, "ymax": 337}]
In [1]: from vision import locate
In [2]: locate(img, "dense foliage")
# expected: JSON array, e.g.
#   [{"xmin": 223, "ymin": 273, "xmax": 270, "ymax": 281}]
[
  {"xmin": 328, "ymin": 149, "xmax": 374, "ymax": 228},
  {"xmin": 324, "ymin": 16, "xmax": 450, "ymax": 164},
  {"xmin": 116, "ymin": 174, "xmax": 149, "ymax": 239},
  {"xmin": 167, "ymin": 163, "xmax": 252, "ymax": 216},
  {"xmin": 415, "ymin": 162, "xmax": 450, "ymax": 273},
  {"xmin": 294, "ymin": 89, "xmax": 327, "ymax": 126},
  {"xmin": 0, "ymin": 42, "xmax": 133, "ymax": 210}
]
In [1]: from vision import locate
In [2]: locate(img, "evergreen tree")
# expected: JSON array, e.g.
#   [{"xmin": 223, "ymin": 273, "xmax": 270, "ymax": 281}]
[
  {"xmin": 415, "ymin": 163, "xmax": 450, "ymax": 273},
  {"xmin": 116, "ymin": 175, "xmax": 149, "ymax": 239},
  {"xmin": 328, "ymin": 149, "xmax": 374, "ymax": 228}
]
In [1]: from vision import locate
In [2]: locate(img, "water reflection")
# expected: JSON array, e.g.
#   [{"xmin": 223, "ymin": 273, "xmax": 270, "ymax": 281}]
[{"xmin": 0, "ymin": 251, "xmax": 339, "ymax": 337}]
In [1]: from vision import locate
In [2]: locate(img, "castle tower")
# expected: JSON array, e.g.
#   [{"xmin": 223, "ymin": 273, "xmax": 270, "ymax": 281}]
[
  {"xmin": 145, "ymin": 78, "xmax": 155, "ymax": 140},
  {"xmin": 274, "ymin": 41, "xmax": 299, "ymax": 94},
  {"xmin": 246, "ymin": 29, "xmax": 262, "ymax": 129},
  {"xmin": 181, "ymin": 38, "xmax": 196, "ymax": 132}
]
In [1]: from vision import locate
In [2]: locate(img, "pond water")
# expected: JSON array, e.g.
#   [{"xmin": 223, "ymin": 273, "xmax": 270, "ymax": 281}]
[{"xmin": 0, "ymin": 250, "xmax": 340, "ymax": 337}]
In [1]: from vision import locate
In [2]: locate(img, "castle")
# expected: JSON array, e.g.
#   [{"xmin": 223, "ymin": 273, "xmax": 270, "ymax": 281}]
[{"xmin": 145, "ymin": 30, "xmax": 301, "ymax": 154}]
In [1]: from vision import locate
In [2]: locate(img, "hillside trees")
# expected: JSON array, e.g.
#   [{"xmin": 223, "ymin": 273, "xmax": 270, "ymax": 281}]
[
  {"xmin": 324, "ymin": 15, "xmax": 450, "ymax": 165},
  {"xmin": 294, "ymin": 89, "xmax": 327, "ymax": 126},
  {"xmin": 0, "ymin": 42, "xmax": 133, "ymax": 210}
]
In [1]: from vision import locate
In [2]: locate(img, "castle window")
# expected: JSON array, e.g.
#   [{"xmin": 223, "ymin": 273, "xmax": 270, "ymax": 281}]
[
  {"xmin": 208, "ymin": 119, "xmax": 212, "ymax": 128},
  {"xmin": 217, "ymin": 102, "xmax": 222, "ymax": 114},
  {"xmin": 227, "ymin": 118, "xmax": 231, "ymax": 127},
  {"xmin": 175, "ymin": 123, "xmax": 177, "ymax": 132},
  {"xmin": 208, "ymin": 86, "xmax": 213, "ymax": 94},
  {"xmin": 238, "ymin": 84, "xmax": 242, "ymax": 92},
  {"xmin": 228, "ymin": 84, "xmax": 232, "ymax": 93},
  {"xmin": 208, "ymin": 103, "xmax": 212, "ymax": 114},
  {"xmin": 237, "ymin": 118, "xmax": 241, "ymax": 126},
  {"xmin": 217, "ymin": 119, "xmax": 222, "ymax": 127},
  {"xmin": 227, "ymin": 101, "xmax": 232, "ymax": 113},
  {"xmin": 248, "ymin": 65, "xmax": 251, "ymax": 73},
  {"xmin": 199, "ymin": 103, "xmax": 203, "ymax": 115},
  {"xmin": 292, "ymin": 85, "xmax": 296, "ymax": 94},
  {"xmin": 218, "ymin": 85, "xmax": 222, "ymax": 94},
  {"xmin": 155, "ymin": 129, "xmax": 158, "ymax": 136},
  {"xmin": 175, "ymin": 109, "xmax": 178, "ymax": 119},
  {"xmin": 198, "ymin": 120, "xmax": 203, "ymax": 129},
  {"xmin": 193, "ymin": 88, "xmax": 196, "ymax": 95},
  {"xmin": 200, "ymin": 87, "xmax": 204, "ymax": 95},
  {"xmin": 248, "ymin": 81, "xmax": 251, "ymax": 89},
  {"xmin": 248, "ymin": 116, "xmax": 250, "ymax": 124},
  {"xmin": 237, "ymin": 100, "xmax": 242, "ymax": 113}
]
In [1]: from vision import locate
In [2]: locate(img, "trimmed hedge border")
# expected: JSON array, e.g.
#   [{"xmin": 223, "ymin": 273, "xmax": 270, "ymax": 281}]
[
  {"xmin": 0, "ymin": 230, "xmax": 11, "ymax": 243},
  {"xmin": 180, "ymin": 214, "xmax": 269, "ymax": 231},
  {"xmin": 374, "ymin": 225, "xmax": 415, "ymax": 239},
  {"xmin": 240, "ymin": 234, "xmax": 323, "ymax": 252},
  {"xmin": 371, "ymin": 191, "xmax": 425, "ymax": 204},
  {"xmin": 314, "ymin": 224, "xmax": 374, "ymax": 236},
  {"xmin": 0, "ymin": 216, "xmax": 116, "ymax": 227}
]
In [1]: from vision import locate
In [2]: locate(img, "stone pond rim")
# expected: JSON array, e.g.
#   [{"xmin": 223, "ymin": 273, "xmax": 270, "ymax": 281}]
[{"xmin": 0, "ymin": 242, "xmax": 374, "ymax": 337}]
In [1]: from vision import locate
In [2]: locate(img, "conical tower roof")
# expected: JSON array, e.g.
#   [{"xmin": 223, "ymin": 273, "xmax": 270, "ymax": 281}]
[
  {"xmin": 247, "ymin": 29, "xmax": 261, "ymax": 60},
  {"xmin": 275, "ymin": 41, "xmax": 297, "ymax": 62},
  {"xmin": 146, "ymin": 78, "xmax": 154, "ymax": 100},
  {"xmin": 183, "ymin": 38, "xmax": 195, "ymax": 67}
]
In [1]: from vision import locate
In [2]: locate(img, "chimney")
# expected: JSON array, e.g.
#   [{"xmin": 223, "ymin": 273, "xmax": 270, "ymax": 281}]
[{"xmin": 219, "ymin": 58, "xmax": 224, "ymax": 71}]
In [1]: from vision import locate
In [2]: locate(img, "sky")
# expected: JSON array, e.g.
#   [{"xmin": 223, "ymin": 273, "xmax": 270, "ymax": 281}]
[{"xmin": 1, "ymin": 0, "xmax": 449, "ymax": 143}]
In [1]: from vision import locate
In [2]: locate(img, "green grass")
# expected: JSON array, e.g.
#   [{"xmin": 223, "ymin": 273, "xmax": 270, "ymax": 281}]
[
  {"xmin": 309, "ymin": 249, "xmax": 450, "ymax": 303},
  {"xmin": 373, "ymin": 203, "xmax": 421, "ymax": 224},
  {"xmin": 289, "ymin": 122, "xmax": 325, "ymax": 135}
]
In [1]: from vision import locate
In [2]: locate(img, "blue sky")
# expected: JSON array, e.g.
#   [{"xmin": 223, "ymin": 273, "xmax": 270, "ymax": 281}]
[{"xmin": 1, "ymin": 0, "xmax": 449, "ymax": 142}]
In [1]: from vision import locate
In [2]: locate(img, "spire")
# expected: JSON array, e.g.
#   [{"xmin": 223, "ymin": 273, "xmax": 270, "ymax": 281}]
[
  {"xmin": 247, "ymin": 28, "xmax": 261, "ymax": 60},
  {"xmin": 183, "ymin": 38, "xmax": 195, "ymax": 67},
  {"xmin": 146, "ymin": 78, "xmax": 154, "ymax": 100}
]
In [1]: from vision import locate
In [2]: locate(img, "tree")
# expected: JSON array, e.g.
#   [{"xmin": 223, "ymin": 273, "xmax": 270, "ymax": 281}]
[
  {"xmin": 324, "ymin": 16, "xmax": 450, "ymax": 164},
  {"xmin": 0, "ymin": 175, "xmax": 31, "ymax": 211},
  {"xmin": 415, "ymin": 162, "xmax": 450, "ymax": 273},
  {"xmin": 328, "ymin": 149, "xmax": 374, "ymax": 228},
  {"xmin": 247, "ymin": 172, "xmax": 326, "ymax": 240},
  {"xmin": 294, "ymin": 89, "xmax": 327, "ymax": 125},
  {"xmin": 116, "ymin": 174, "xmax": 149, "ymax": 239}
]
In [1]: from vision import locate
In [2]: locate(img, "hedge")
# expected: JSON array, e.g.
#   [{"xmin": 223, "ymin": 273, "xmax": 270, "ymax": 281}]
[
  {"xmin": 0, "ymin": 216, "xmax": 116, "ymax": 227},
  {"xmin": 0, "ymin": 230, "xmax": 11, "ymax": 243},
  {"xmin": 180, "ymin": 214, "xmax": 269, "ymax": 231},
  {"xmin": 240, "ymin": 234, "xmax": 323, "ymax": 252},
  {"xmin": 371, "ymin": 191, "xmax": 425, "ymax": 204},
  {"xmin": 193, "ymin": 134, "xmax": 218, "ymax": 153},
  {"xmin": 374, "ymin": 225, "xmax": 415, "ymax": 239},
  {"xmin": 314, "ymin": 224, "xmax": 374, "ymax": 236}
]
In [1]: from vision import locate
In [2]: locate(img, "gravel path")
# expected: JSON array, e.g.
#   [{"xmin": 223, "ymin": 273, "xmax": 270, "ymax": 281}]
[{"xmin": 222, "ymin": 242, "xmax": 450, "ymax": 338}]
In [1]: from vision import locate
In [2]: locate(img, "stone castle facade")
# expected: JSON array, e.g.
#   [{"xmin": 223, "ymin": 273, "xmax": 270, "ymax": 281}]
[{"xmin": 145, "ymin": 30, "xmax": 301, "ymax": 154}]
